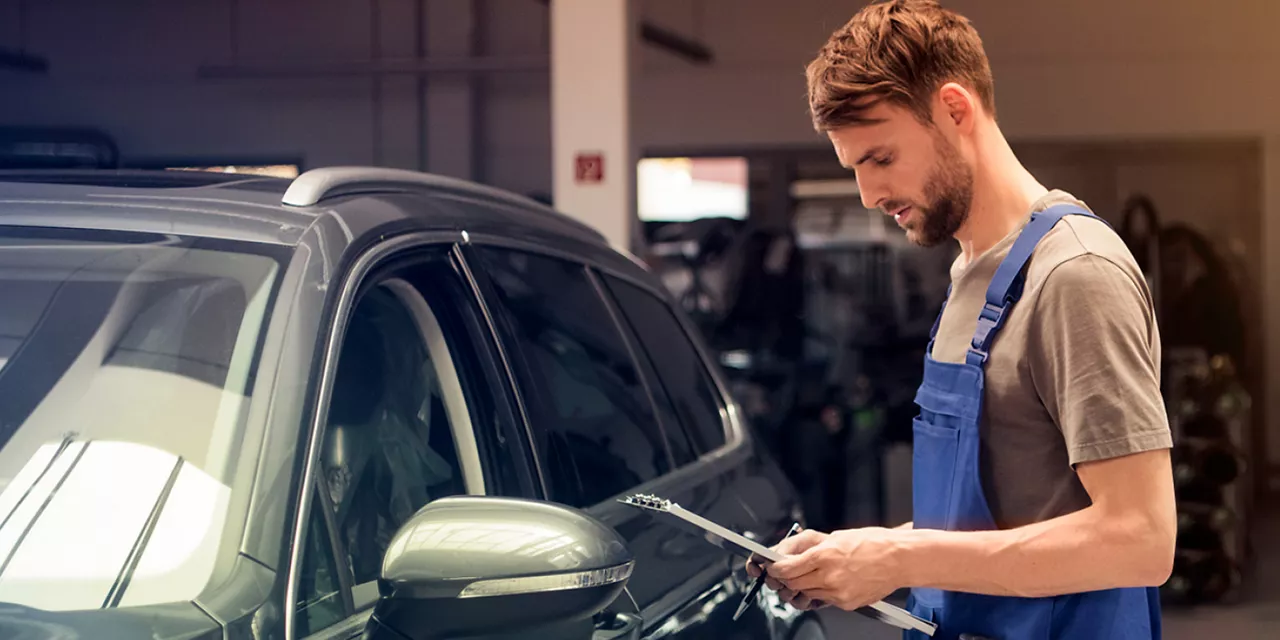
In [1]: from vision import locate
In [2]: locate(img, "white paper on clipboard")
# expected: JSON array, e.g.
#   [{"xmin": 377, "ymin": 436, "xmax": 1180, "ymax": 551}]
[{"xmin": 619, "ymin": 494, "xmax": 937, "ymax": 637}]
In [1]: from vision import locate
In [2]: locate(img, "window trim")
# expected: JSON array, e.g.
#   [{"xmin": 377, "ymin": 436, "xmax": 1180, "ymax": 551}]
[
  {"xmin": 452, "ymin": 243, "xmax": 549, "ymax": 499},
  {"xmin": 378, "ymin": 277, "xmax": 485, "ymax": 496},
  {"xmin": 285, "ymin": 231, "xmax": 465, "ymax": 640}
]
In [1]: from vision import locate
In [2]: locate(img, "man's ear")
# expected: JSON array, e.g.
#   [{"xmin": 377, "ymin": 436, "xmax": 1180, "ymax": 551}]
[{"xmin": 935, "ymin": 82, "xmax": 976, "ymax": 134}]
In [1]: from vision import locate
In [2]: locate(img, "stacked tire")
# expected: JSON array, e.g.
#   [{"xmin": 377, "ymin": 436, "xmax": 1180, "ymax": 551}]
[{"xmin": 1162, "ymin": 353, "xmax": 1251, "ymax": 606}]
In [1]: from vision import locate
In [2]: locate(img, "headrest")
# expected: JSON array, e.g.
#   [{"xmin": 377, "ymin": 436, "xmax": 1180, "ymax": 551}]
[{"xmin": 328, "ymin": 310, "xmax": 385, "ymax": 425}]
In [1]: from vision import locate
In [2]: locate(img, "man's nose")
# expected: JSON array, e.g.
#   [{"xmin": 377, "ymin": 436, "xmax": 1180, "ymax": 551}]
[{"xmin": 857, "ymin": 174, "xmax": 881, "ymax": 211}]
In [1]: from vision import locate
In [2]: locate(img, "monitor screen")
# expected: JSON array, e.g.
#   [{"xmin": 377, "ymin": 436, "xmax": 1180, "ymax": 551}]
[{"xmin": 637, "ymin": 156, "xmax": 748, "ymax": 222}]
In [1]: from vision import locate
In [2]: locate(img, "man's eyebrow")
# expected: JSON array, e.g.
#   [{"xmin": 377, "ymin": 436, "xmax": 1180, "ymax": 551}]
[{"xmin": 853, "ymin": 145, "xmax": 890, "ymax": 167}]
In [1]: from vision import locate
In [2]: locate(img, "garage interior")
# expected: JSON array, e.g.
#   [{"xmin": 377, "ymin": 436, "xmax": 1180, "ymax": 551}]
[{"xmin": 3, "ymin": 0, "xmax": 1279, "ymax": 638}]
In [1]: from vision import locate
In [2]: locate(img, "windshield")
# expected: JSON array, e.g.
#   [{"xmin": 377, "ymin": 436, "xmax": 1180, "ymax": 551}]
[{"xmin": 0, "ymin": 226, "xmax": 283, "ymax": 611}]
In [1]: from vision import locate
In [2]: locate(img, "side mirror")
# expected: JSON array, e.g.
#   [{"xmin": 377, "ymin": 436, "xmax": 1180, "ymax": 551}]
[{"xmin": 363, "ymin": 496, "xmax": 635, "ymax": 640}]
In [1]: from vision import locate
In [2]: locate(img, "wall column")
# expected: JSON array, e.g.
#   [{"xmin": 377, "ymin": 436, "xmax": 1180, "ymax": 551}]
[{"xmin": 550, "ymin": 0, "xmax": 638, "ymax": 251}]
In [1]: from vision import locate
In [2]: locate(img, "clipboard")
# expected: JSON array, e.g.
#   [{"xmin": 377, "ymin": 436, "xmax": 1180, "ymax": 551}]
[{"xmin": 619, "ymin": 493, "xmax": 937, "ymax": 637}]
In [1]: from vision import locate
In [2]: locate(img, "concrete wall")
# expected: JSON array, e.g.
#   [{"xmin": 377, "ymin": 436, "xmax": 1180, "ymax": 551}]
[
  {"xmin": 5, "ymin": 0, "xmax": 1276, "ymax": 186},
  {"xmin": 0, "ymin": 0, "xmax": 555, "ymax": 195},
  {"xmin": 3, "ymin": 0, "xmax": 1278, "ymax": 469}
]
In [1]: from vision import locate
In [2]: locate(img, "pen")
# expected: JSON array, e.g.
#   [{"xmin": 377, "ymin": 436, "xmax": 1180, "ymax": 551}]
[{"xmin": 734, "ymin": 522, "xmax": 801, "ymax": 622}]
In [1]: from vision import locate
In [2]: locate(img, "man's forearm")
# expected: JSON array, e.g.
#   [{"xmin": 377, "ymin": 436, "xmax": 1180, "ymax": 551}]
[{"xmin": 895, "ymin": 505, "xmax": 1172, "ymax": 598}]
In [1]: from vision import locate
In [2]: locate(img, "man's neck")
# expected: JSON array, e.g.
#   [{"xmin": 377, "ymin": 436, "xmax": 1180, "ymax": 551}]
[{"xmin": 953, "ymin": 126, "xmax": 1048, "ymax": 265}]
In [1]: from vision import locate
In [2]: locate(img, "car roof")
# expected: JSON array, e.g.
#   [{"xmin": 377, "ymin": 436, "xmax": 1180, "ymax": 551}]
[{"xmin": 0, "ymin": 168, "xmax": 607, "ymax": 249}]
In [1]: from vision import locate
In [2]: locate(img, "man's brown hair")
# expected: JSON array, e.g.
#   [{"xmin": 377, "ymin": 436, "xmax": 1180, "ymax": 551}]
[{"xmin": 805, "ymin": 0, "xmax": 996, "ymax": 131}]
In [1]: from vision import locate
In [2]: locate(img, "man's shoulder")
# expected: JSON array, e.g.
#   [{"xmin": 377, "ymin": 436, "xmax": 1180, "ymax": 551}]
[{"xmin": 1026, "ymin": 194, "xmax": 1144, "ymax": 289}]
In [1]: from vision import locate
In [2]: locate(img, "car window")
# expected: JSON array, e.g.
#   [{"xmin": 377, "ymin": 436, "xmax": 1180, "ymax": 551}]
[
  {"xmin": 595, "ymin": 276, "xmax": 698, "ymax": 468},
  {"xmin": 476, "ymin": 247, "xmax": 673, "ymax": 508},
  {"xmin": 300, "ymin": 248, "xmax": 535, "ymax": 635},
  {"xmin": 622, "ymin": 344, "xmax": 699, "ymax": 467},
  {"xmin": 0, "ymin": 227, "xmax": 283, "ymax": 612},
  {"xmin": 296, "ymin": 493, "xmax": 346, "ymax": 637},
  {"xmin": 317, "ymin": 280, "xmax": 466, "ymax": 597},
  {"xmin": 603, "ymin": 276, "xmax": 729, "ymax": 454}
]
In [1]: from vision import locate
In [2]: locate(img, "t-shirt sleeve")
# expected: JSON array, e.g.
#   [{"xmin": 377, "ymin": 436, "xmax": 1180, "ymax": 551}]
[{"xmin": 1027, "ymin": 253, "xmax": 1172, "ymax": 466}]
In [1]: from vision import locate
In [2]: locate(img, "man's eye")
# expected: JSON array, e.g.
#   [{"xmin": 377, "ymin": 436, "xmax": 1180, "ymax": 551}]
[{"xmin": 874, "ymin": 156, "xmax": 893, "ymax": 167}]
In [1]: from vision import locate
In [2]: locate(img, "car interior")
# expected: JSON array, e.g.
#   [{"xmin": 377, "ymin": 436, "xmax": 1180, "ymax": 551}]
[{"xmin": 317, "ymin": 278, "xmax": 471, "ymax": 599}]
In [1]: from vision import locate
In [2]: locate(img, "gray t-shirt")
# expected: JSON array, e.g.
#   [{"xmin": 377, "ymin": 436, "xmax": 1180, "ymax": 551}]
[{"xmin": 931, "ymin": 190, "xmax": 1173, "ymax": 528}]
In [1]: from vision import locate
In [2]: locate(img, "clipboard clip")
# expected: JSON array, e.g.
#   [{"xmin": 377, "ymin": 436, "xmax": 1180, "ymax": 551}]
[{"xmin": 619, "ymin": 493, "xmax": 672, "ymax": 511}]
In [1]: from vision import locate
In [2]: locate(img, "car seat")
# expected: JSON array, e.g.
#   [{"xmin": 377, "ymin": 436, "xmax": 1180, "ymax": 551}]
[{"xmin": 320, "ymin": 286, "xmax": 461, "ymax": 582}]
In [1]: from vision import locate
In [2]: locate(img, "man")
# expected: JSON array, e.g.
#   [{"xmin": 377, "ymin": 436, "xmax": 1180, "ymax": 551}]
[{"xmin": 748, "ymin": 1, "xmax": 1176, "ymax": 638}]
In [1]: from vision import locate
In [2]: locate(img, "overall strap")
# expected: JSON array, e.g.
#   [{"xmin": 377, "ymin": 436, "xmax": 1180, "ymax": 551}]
[{"xmin": 965, "ymin": 204, "xmax": 1099, "ymax": 367}]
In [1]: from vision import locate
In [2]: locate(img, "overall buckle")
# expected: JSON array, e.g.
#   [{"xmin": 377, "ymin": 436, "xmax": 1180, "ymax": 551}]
[{"xmin": 970, "ymin": 302, "xmax": 1006, "ymax": 352}]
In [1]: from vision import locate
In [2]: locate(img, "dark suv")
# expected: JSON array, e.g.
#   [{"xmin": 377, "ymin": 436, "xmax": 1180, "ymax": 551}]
[{"xmin": 0, "ymin": 168, "xmax": 825, "ymax": 640}]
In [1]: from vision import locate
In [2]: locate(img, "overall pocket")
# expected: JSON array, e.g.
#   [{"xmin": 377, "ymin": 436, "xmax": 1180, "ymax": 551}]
[{"xmin": 911, "ymin": 417, "xmax": 961, "ymax": 531}]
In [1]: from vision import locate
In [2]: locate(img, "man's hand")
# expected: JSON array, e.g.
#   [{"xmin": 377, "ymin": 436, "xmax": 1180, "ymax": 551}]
[
  {"xmin": 745, "ymin": 529, "xmax": 827, "ymax": 581},
  {"xmin": 745, "ymin": 529, "xmax": 826, "ymax": 608},
  {"xmin": 765, "ymin": 527, "xmax": 905, "ymax": 612}
]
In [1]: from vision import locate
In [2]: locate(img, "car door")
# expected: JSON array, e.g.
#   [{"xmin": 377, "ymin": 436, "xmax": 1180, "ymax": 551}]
[
  {"xmin": 462, "ymin": 242, "xmax": 788, "ymax": 638},
  {"xmin": 595, "ymin": 271, "xmax": 804, "ymax": 639},
  {"xmin": 289, "ymin": 240, "xmax": 538, "ymax": 639}
]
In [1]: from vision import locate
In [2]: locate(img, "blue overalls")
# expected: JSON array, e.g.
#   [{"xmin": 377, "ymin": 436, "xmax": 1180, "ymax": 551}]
[{"xmin": 904, "ymin": 204, "xmax": 1163, "ymax": 640}]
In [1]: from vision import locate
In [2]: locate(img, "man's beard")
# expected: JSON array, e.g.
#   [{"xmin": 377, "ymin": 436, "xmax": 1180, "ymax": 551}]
[{"xmin": 907, "ymin": 134, "xmax": 974, "ymax": 247}]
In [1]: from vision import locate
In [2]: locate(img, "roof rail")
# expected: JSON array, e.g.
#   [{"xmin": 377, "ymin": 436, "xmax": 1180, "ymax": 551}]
[
  {"xmin": 283, "ymin": 166, "xmax": 539, "ymax": 210},
  {"xmin": 282, "ymin": 166, "xmax": 606, "ymax": 243}
]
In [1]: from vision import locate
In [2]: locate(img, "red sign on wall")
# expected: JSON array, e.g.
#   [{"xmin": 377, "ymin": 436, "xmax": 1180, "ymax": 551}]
[{"xmin": 575, "ymin": 153, "xmax": 604, "ymax": 184}]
